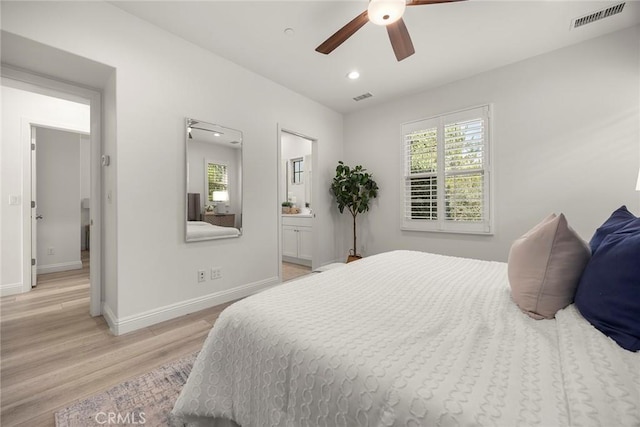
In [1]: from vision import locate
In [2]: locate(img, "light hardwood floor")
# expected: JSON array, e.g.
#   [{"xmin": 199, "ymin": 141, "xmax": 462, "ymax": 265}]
[
  {"xmin": 282, "ymin": 261, "xmax": 312, "ymax": 282},
  {"xmin": 0, "ymin": 252, "xmax": 233, "ymax": 426}
]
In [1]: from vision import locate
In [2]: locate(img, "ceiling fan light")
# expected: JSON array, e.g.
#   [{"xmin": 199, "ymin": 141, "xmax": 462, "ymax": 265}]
[{"xmin": 367, "ymin": 0, "xmax": 406, "ymax": 26}]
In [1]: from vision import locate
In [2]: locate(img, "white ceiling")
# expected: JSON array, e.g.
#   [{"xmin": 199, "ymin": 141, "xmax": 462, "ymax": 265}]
[
  {"xmin": 189, "ymin": 119, "xmax": 243, "ymax": 147},
  {"xmin": 111, "ymin": 1, "xmax": 640, "ymax": 114}
]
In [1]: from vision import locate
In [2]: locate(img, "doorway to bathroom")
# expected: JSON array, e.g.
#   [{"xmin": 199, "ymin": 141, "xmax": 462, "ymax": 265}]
[{"xmin": 278, "ymin": 129, "xmax": 316, "ymax": 282}]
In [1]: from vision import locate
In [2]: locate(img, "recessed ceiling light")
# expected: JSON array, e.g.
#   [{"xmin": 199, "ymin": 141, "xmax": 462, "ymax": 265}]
[
  {"xmin": 284, "ymin": 28, "xmax": 295, "ymax": 37},
  {"xmin": 213, "ymin": 132, "xmax": 221, "ymax": 137},
  {"xmin": 347, "ymin": 71, "xmax": 360, "ymax": 80}
]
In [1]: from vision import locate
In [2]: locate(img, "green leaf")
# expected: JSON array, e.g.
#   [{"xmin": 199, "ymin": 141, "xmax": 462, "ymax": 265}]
[{"xmin": 331, "ymin": 161, "xmax": 379, "ymax": 221}]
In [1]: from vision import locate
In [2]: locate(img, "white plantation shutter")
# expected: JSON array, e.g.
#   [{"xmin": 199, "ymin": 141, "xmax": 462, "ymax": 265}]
[
  {"xmin": 444, "ymin": 116, "xmax": 484, "ymax": 222},
  {"xmin": 404, "ymin": 125, "xmax": 438, "ymax": 220},
  {"xmin": 207, "ymin": 161, "xmax": 229, "ymax": 202},
  {"xmin": 402, "ymin": 105, "xmax": 491, "ymax": 234}
]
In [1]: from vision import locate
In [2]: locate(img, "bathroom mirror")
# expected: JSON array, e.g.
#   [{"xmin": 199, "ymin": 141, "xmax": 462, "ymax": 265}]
[
  {"xmin": 280, "ymin": 133, "xmax": 312, "ymax": 214},
  {"xmin": 185, "ymin": 118, "xmax": 242, "ymax": 242}
]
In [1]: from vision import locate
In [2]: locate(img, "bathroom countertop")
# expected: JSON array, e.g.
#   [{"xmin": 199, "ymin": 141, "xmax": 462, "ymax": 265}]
[{"xmin": 282, "ymin": 213, "xmax": 313, "ymax": 218}]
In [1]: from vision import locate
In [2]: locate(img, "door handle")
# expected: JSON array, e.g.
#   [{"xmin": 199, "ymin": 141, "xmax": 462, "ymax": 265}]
[{"xmin": 35, "ymin": 214, "xmax": 43, "ymax": 220}]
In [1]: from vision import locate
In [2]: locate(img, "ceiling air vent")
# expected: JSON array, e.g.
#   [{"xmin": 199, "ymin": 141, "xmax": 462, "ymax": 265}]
[
  {"xmin": 572, "ymin": 2, "xmax": 625, "ymax": 29},
  {"xmin": 353, "ymin": 92, "xmax": 373, "ymax": 102}
]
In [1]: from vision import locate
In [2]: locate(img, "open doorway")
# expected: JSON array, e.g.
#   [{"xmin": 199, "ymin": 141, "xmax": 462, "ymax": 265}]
[
  {"xmin": 279, "ymin": 129, "xmax": 316, "ymax": 282},
  {"xmin": 31, "ymin": 126, "xmax": 91, "ymax": 287},
  {"xmin": 1, "ymin": 70, "xmax": 103, "ymax": 317},
  {"xmin": 1, "ymin": 33, "xmax": 114, "ymax": 320}
]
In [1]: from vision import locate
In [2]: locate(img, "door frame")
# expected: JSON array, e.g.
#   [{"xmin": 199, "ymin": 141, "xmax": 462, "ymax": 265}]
[
  {"xmin": 276, "ymin": 125, "xmax": 319, "ymax": 281},
  {"xmin": 31, "ymin": 126, "xmax": 37, "ymax": 288},
  {"xmin": 4, "ymin": 67, "xmax": 103, "ymax": 317}
]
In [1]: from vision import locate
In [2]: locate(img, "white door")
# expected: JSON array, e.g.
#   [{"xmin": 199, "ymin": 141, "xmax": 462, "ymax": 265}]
[{"xmin": 30, "ymin": 126, "xmax": 38, "ymax": 287}]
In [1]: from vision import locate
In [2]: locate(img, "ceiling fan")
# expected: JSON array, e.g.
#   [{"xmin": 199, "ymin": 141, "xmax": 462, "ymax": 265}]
[{"xmin": 316, "ymin": 0, "xmax": 466, "ymax": 62}]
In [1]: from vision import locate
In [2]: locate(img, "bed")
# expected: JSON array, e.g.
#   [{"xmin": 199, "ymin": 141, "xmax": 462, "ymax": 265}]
[
  {"xmin": 186, "ymin": 221, "xmax": 240, "ymax": 241},
  {"xmin": 171, "ymin": 250, "xmax": 640, "ymax": 426}
]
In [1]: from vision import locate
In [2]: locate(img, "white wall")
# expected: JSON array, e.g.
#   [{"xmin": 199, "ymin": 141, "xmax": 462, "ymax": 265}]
[
  {"xmin": 36, "ymin": 127, "xmax": 82, "ymax": 273},
  {"xmin": 1, "ymin": 1, "xmax": 344, "ymax": 329},
  {"xmin": 0, "ymin": 83, "xmax": 89, "ymax": 295},
  {"xmin": 102, "ymin": 71, "xmax": 118, "ymax": 316},
  {"xmin": 344, "ymin": 25, "xmax": 640, "ymax": 262},
  {"xmin": 281, "ymin": 132, "xmax": 312, "ymax": 208}
]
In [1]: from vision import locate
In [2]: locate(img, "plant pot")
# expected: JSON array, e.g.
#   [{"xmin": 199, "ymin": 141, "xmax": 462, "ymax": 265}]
[
  {"xmin": 282, "ymin": 207, "xmax": 291, "ymax": 214},
  {"xmin": 347, "ymin": 255, "xmax": 362, "ymax": 263}
]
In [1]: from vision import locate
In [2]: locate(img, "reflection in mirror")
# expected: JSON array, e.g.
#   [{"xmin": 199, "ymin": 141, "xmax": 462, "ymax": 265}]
[
  {"xmin": 291, "ymin": 157, "xmax": 303, "ymax": 184},
  {"xmin": 185, "ymin": 118, "xmax": 242, "ymax": 242}
]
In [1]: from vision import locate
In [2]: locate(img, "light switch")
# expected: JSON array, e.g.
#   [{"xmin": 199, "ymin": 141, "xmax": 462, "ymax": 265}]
[{"xmin": 8, "ymin": 195, "xmax": 20, "ymax": 205}]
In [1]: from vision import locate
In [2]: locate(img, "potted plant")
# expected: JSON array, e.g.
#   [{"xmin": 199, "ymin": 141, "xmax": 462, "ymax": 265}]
[
  {"xmin": 282, "ymin": 201, "xmax": 293, "ymax": 214},
  {"xmin": 330, "ymin": 161, "xmax": 379, "ymax": 262}
]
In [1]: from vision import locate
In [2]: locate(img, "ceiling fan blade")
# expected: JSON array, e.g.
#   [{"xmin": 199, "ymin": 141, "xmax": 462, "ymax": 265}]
[
  {"xmin": 316, "ymin": 10, "xmax": 369, "ymax": 55},
  {"xmin": 387, "ymin": 18, "xmax": 415, "ymax": 61},
  {"xmin": 407, "ymin": 0, "xmax": 466, "ymax": 6}
]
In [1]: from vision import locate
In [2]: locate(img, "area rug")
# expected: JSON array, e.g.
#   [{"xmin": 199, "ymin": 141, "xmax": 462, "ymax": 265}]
[{"xmin": 54, "ymin": 352, "xmax": 197, "ymax": 427}]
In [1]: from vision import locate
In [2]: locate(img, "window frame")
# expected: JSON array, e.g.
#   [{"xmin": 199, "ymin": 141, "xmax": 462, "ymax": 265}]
[
  {"xmin": 401, "ymin": 104, "xmax": 493, "ymax": 235},
  {"xmin": 205, "ymin": 159, "xmax": 229, "ymax": 203},
  {"xmin": 291, "ymin": 157, "xmax": 304, "ymax": 185}
]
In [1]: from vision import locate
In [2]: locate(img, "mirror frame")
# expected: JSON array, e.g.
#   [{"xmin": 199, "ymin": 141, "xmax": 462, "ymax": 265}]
[{"xmin": 185, "ymin": 117, "xmax": 243, "ymax": 242}]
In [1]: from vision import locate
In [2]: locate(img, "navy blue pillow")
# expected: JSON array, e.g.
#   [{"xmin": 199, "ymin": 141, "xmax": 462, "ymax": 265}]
[
  {"xmin": 589, "ymin": 206, "xmax": 637, "ymax": 254},
  {"xmin": 575, "ymin": 218, "xmax": 640, "ymax": 352}
]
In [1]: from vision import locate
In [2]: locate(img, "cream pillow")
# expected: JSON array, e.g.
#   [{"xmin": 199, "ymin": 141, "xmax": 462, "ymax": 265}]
[{"xmin": 508, "ymin": 213, "xmax": 590, "ymax": 319}]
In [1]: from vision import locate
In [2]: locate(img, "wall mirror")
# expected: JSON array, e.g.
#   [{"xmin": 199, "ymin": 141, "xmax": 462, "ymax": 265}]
[{"xmin": 185, "ymin": 118, "xmax": 242, "ymax": 242}]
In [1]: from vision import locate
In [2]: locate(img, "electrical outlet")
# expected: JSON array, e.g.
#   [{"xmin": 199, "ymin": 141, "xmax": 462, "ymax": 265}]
[
  {"xmin": 47, "ymin": 247, "xmax": 55, "ymax": 255},
  {"xmin": 197, "ymin": 270, "xmax": 206, "ymax": 283},
  {"xmin": 211, "ymin": 267, "xmax": 222, "ymax": 280}
]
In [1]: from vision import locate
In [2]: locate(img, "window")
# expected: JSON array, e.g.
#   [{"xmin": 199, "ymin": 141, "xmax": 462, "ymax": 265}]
[
  {"xmin": 291, "ymin": 158, "xmax": 303, "ymax": 184},
  {"xmin": 207, "ymin": 161, "xmax": 229, "ymax": 202},
  {"xmin": 402, "ymin": 105, "xmax": 491, "ymax": 234}
]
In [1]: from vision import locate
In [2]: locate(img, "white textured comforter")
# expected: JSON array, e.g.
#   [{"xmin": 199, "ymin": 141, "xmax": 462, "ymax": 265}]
[
  {"xmin": 172, "ymin": 251, "xmax": 640, "ymax": 426},
  {"xmin": 187, "ymin": 221, "xmax": 240, "ymax": 241}
]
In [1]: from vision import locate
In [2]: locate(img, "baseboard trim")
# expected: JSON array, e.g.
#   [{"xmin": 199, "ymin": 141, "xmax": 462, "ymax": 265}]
[
  {"xmin": 106, "ymin": 276, "xmax": 280, "ymax": 336},
  {"xmin": 0, "ymin": 282, "xmax": 24, "ymax": 297},
  {"xmin": 101, "ymin": 302, "xmax": 117, "ymax": 332},
  {"xmin": 37, "ymin": 261, "xmax": 83, "ymax": 274}
]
